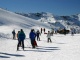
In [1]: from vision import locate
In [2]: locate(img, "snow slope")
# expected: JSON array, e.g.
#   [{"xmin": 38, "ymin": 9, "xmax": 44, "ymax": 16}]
[
  {"xmin": 0, "ymin": 33, "xmax": 80, "ymax": 60},
  {"xmin": 0, "ymin": 8, "xmax": 51, "ymax": 29},
  {"xmin": 0, "ymin": 8, "xmax": 80, "ymax": 60},
  {"xmin": 0, "ymin": 8, "xmax": 50, "ymax": 38}
]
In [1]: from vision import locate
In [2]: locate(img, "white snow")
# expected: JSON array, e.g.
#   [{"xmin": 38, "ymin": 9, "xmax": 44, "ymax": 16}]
[
  {"xmin": 20, "ymin": 12, "xmax": 80, "ymax": 31},
  {"xmin": 0, "ymin": 8, "xmax": 80, "ymax": 60},
  {"xmin": 0, "ymin": 33, "xmax": 80, "ymax": 60}
]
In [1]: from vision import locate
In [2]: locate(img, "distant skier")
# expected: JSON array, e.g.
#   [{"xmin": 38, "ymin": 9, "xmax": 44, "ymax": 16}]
[
  {"xmin": 47, "ymin": 31, "xmax": 52, "ymax": 43},
  {"xmin": 36, "ymin": 30, "xmax": 41, "ymax": 41},
  {"xmin": 29, "ymin": 29, "xmax": 37, "ymax": 48},
  {"xmin": 63, "ymin": 28, "xmax": 66, "ymax": 35},
  {"xmin": 71, "ymin": 28, "xmax": 74, "ymax": 36},
  {"xmin": 44, "ymin": 28, "xmax": 45, "ymax": 33},
  {"xmin": 17, "ymin": 29, "xmax": 26, "ymax": 51},
  {"xmin": 41, "ymin": 28, "xmax": 42, "ymax": 33},
  {"xmin": 54, "ymin": 28, "xmax": 57, "ymax": 34},
  {"xmin": 12, "ymin": 29, "xmax": 16, "ymax": 40}
]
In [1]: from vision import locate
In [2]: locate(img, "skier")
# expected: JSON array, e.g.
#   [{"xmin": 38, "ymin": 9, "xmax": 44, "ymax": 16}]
[
  {"xmin": 63, "ymin": 28, "xmax": 66, "ymax": 35},
  {"xmin": 41, "ymin": 28, "xmax": 42, "ymax": 33},
  {"xmin": 47, "ymin": 31, "xmax": 52, "ymax": 43},
  {"xmin": 17, "ymin": 31, "xmax": 21, "ymax": 47},
  {"xmin": 29, "ymin": 29, "xmax": 37, "ymax": 48},
  {"xmin": 17, "ymin": 29, "xmax": 26, "ymax": 51},
  {"xmin": 71, "ymin": 28, "xmax": 74, "ymax": 36},
  {"xmin": 36, "ymin": 30, "xmax": 41, "ymax": 41},
  {"xmin": 12, "ymin": 29, "xmax": 16, "ymax": 40},
  {"xmin": 17, "ymin": 31, "xmax": 20, "ymax": 40},
  {"xmin": 44, "ymin": 28, "xmax": 45, "ymax": 33},
  {"xmin": 54, "ymin": 28, "xmax": 57, "ymax": 34}
]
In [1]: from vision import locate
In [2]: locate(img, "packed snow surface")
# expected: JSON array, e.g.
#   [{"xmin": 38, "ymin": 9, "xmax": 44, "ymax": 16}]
[{"xmin": 0, "ymin": 33, "xmax": 80, "ymax": 60}]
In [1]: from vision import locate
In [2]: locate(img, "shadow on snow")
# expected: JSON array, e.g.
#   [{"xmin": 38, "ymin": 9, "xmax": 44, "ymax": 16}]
[
  {"xmin": 0, "ymin": 52, "xmax": 25, "ymax": 58},
  {"xmin": 24, "ymin": 46, "xmax": 60, "ymax": 52},
  {"xmin": 0, "ymin": 55, "xmax": 10, "ymax": 58}
]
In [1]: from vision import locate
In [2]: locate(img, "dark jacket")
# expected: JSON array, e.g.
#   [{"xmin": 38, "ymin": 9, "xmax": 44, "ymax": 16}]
[
  {"xmin": 29, "ymin": 32, "xmax": 36, "ymax": 40},
  {"xmin": 12, "ymin": 30, "xmax": 16, "ymax": 35},
  {"xmin": 18, "ymin": 31, "xmax": 25, "ymax": 41},
  {"xmin": 36, "ymin": 31, "xmax": 40, "ymax": 37}
]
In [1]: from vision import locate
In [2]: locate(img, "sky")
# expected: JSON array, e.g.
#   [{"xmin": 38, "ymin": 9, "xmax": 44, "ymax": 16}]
[{"xmin": 0, "ymin": 0, "xmax": 80, "ymax": 16}]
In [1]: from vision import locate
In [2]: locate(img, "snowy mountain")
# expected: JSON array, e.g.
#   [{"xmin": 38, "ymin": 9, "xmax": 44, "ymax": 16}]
[
  {"xmin": 0, "ymin": 8, "xmax": 50, "ymax": 31},
  {"xmin": 16, "ymin": 12, "xmax": 80, "ymax": 30},
  {"xmin": 0, "ymin": 8, "xmax": 80, "ymax": 60},
  {"xmin": 16, "ymin": 12, "xmax": 56, "ymax": 23},
  {"xmin": 1, "ymin": 7, "xmax": 80, "ymax": 39},
  {"xmin": 0, "ymin": 8, "xmax": 50, "ymax": 38},
  {"xmin": 0, "ymin": 8, "xmax": 50, "ymax": 29}
]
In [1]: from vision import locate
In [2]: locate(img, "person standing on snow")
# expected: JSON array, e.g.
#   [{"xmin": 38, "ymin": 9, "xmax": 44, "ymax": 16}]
[
  {"xmin": 17, "ymin": 31, "xmax": 20, "ymax": 40},
  {"xmin": 63, "ymin": 28, "xmax": 66, "ymax": 35},
  {"xmin": 70, "ymin": 28, "xmax": 74, "ymax": 36},
  {"xmin": 12, "ymin": 29, "xmax": 16, "ymax": 40},
  {"xmin": 29, "ymin": 29, "xmax": 37, "ymax": 48},
  {"xmin": 44, "ymin": 28, "xmax": 45, "ymax": 33},
  {"xmin": 17, "ymin": 31, "xmax": 21, "ymax": 47},
  {"xmin": 17, "ymin": 29, "xmax": 26, "ymax": 51},
  {"xmin": 47, "ymin": 31, "xmax": 52, "ymax": 43},
  {"xmin": 41, "ymin": 28, "xmax": 42, "ymax": 33},
  {"xmin": 36, "ymin": 30, "xmax": 41, "ymax": 41}
]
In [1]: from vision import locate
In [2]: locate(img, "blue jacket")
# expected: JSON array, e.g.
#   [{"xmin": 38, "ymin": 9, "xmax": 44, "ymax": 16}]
[
  {"xmin": 18, "ymin": 32, "xmax": 25, "ymax": 41},
  {"xmin": 29, "ymin": 32, "xmax": 36, "ymax": 40}
]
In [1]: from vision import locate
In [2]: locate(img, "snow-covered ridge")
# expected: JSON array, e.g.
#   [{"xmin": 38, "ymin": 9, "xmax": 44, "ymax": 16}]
[
  {"xmin": 0, "ymin": 8, "xmax": 80, "ymax": 37},
  {"xmin": 0, "ymin": 8, "xmax": 51, "ymax": 38},
  {"xmin": 0, "ymin": 8, "xmax": 51, "ymax": 29},
  {"xmin": 16, "ymin": 12, "xmax": 80, "ymax": 30}
]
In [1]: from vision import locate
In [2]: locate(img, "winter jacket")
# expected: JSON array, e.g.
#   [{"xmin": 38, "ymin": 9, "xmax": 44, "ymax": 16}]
[
  {"xmin": 36, "ymin": 31, "xmax": 40, "ymax": 37},
  {"xmin": 18, "ymin": 31, "xmax": 26, "ymax": 41},
  {"xmin": 12, "ymin": 30, "xmax": 16, "ymax": 35},
  {"xmin": 47, "ymin": 32, "xmax": 51, "ymax": 38},
  {"xmin": 29, "ymin": 32, "xmax": 36, "ymax": 40}
]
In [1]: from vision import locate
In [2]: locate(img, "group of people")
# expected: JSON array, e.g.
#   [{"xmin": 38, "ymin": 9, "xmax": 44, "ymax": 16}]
[
  {"xmin": 12, "ymin": 28, "xmax": 52, "ymax": 51},
  {"xmin": 12, "ymin": 28, "xmax": 42, "ymax": 50},
  {"xmin": 41, "ymin": 28, "xmax": 45, "ymax": 33},
  {"xmin": 12, "ymin": 29, "xmax": 26, "ymax": 50},
  {"xmin": 29, "ymin": 29, "xmax": 41, "ymax": 48},
  {"xmin": 12, "ymin": 27, "xmax": 79, "ymax": 51}
]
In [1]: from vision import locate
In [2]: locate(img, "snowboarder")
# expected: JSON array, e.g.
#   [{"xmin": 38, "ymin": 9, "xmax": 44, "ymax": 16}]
[
  {"xmin": 17, "ymin": 29, "xmax": 26, "ymax": 50},
  {"xmin": 47, "ymin": 31, "xmax": 52, "ymax": 43},
  {"xmin": 12, "ymin": 29, "xmax": 16, "ymax": 40},
  {"xmin": 36, "ymin": 30, "xmax": 41, "ymax": 41},
  {"xmin": 29, "ymin": 29, "xmax": 37, "ymax": 48}
]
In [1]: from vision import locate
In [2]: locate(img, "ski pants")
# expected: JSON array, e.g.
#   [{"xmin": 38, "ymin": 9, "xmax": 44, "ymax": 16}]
[{"xmin": 17, "ymin": 40, "xmax": 24, "ymax": 50}]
